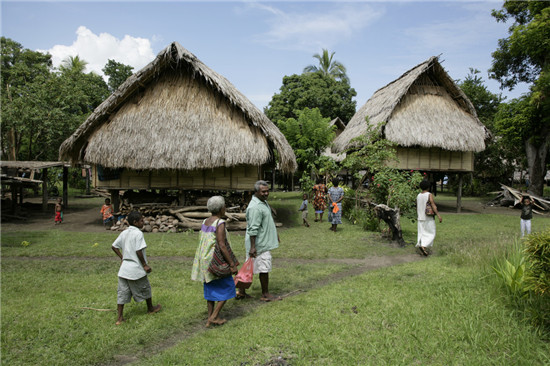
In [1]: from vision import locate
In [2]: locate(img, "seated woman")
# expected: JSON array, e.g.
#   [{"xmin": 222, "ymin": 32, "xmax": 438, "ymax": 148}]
[{"xmin": 191, "ymin": 196, "xmax": 238, "ymax": 327}]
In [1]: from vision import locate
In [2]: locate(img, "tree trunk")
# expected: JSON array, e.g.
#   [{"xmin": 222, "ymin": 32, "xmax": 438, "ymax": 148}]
[
  {"xmin": 373, "ymin": 204, "xmax": 406, "ymax": 246},
  {"xmin": 525, "ymin": 135, "xmax": 550, "ymax": 196}
]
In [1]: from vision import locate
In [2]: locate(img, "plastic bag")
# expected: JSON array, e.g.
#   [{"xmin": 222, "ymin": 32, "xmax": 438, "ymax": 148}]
[{"xmin": 234, "ymin": 258, "xmax": 254, "ymax": 289}]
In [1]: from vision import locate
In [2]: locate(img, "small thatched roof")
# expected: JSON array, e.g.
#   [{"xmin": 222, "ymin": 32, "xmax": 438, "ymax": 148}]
[
  {"xmin": 333, "ymin": 56, "xmax": 489, "ymax": 153},
  {"xmin": 59, "ymin": 42, "xmax": 296, "ymax": 173}
]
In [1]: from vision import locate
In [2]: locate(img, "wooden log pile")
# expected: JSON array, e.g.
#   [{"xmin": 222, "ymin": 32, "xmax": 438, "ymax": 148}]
[{"xmin": 109, "ymin": 204, "xmax": 251, "ymax": 232}]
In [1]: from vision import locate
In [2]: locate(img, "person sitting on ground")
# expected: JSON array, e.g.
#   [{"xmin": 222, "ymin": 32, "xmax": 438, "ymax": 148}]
[
  {"xmin": 54, "ymin": 197, "xmax": 63, "ymax": 225},
  {"xmin": 191, "ymin": 196, "xmax": 238, "ymax": 327},
  {"xmin": 101, "ymin": 198, "xmax": 115, "ymax": 228},
  {"xmin": 111, "ymin": 211, "xmax": 161, "ymax": 325},
  {"xmin": 299, "ymin": 193, "xmax": 310, "ymax": 227}
]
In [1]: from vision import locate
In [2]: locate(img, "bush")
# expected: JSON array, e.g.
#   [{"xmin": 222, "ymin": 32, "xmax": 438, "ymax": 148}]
[{"xmin": 524, "ymin": 229, "xmax": 550, "ymax": 297}]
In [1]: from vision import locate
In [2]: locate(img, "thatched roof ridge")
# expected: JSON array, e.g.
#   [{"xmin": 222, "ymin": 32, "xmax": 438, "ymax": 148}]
[
  {"xmin": 332, "ymin": 56, "xmax": 489, "ymax": 153},
  {"xmin": 59, "ymin": 42, "xmax": 296, "ymax": 173}
]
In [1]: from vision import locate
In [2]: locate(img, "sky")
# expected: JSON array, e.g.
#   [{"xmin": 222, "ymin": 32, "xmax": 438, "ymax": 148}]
[{"xmin": 1, "ymin": 0, "xmax": 530, "ymax": 113}]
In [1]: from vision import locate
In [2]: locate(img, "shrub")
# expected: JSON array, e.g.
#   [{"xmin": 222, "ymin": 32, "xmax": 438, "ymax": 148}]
[
  {"xmin": 492, "ymin": 239, "xmax": 528, "ymax": 300},
  {"xmin": 523, "ymin": 229, "xmax": 550, "ymax": 297}
]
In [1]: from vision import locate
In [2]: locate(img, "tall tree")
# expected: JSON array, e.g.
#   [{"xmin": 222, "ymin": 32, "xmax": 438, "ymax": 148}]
[
  {"xmin": 60, "ymin": 55, "xmax": 88, "ymax": 73},
  {"xmin": 265, "ymin": 72, "xmax": 356, "ymax": 125},
  {"xmin": 458, "ymin": 69, "xmax": 514, "ymax": 191},
  {"xmin": 489, "ymin": 1, "xmax": 550, "ymax": 195},
  {"xmin": 102, "ymin": 59, "xmax": 134, "ymax": 92},
  {"xmin": 303, "ymin": 49, "xmax": 349, "ymax": 83}
]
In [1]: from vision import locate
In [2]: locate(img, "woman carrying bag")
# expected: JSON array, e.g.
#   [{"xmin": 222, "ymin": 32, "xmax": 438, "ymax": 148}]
[
  {"xmin": 416, "ymin": 180, "xmax": 442, "ymax": 256},
  {"xmin": 191, "ymin": 196, "xmax": 239, "ymax": 327}
]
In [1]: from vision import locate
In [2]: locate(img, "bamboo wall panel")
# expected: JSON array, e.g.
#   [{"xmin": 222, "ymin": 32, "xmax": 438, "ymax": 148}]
[
  {"xmin": 395, "ymin": 147, "xmax": 474, "ymax": 172},
  {"xmin": 93, "ymin": 164, "xmax": 261, "ymax": 190}
]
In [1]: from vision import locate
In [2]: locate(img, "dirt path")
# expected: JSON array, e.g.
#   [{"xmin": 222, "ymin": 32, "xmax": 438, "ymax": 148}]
[{"xmin": 104, "ymin": 252, "xmax": 421, "ymax": 366}]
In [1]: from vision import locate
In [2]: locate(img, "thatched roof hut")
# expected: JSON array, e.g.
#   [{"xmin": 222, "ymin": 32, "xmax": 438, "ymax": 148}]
[
  {"xmin": 59, "ymin": 42, "xmax": 296, "ymax": 176},
  {"xmin": 332, "ymin": 56, "xmax": 489, "ymax": 169}
]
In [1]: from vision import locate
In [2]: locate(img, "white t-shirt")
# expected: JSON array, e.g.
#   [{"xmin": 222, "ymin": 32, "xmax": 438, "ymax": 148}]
[
  {"xmin": 417, "ymin": 192, "xmax": 431, "ymax": 221},
  {"xmin": 112, "ymin": 226, "xmax": 148, "ymax": 280}
]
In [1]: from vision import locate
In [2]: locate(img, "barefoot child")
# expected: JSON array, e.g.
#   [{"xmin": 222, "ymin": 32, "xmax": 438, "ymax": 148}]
[
  {"xmin": 101, "ymin": 198, "xmax": 115, "ymax": 228},
  {"xmin": 299, "ymin": 193, "xmax": 310, "ymax": 227},
  {"xmin": 54, "ymin": 197, "xmax": 63, "ymax": 224},
  {"xmin": 111, "ymin": 211, "xmax": 161, "ymax": 325}
]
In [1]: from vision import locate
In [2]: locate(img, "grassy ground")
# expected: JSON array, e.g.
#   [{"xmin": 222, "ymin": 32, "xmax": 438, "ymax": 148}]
[{"xmin": 2, "ymin": 192, "xmax": 550, "ymax": 365}]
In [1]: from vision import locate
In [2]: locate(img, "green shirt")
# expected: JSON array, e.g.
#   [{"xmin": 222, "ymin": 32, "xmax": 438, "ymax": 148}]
[{"xmin": 245, "ymin": 196, "xmax": 279, "ymax": 255}]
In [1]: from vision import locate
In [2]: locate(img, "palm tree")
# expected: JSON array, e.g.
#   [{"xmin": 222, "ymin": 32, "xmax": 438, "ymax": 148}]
[
  {"xmin": 303, "ymin": 49, "xmax": 349, "ymax": 83},
  {"xmin": 60, "ymin": 55, "xmax": 88, "ymax": 73}
]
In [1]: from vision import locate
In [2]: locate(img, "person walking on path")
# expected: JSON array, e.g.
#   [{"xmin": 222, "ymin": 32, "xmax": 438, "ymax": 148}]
[
  {"xmin": 327, "ymin": 178, "xmax": 344, "ymax": 232},
  {"xmin": 191, "ymin": 196, "xmax": 239, "ymax": 327},
  {"xmin": 111, "ymin": 211, "xmax": 161, "ymax": 325},
  {"xmin": 237, "ymin": 180, "xmax": 281, "ymax": 302},
  {"xmin": 299, "ymin": 193, "xmax": 310, "ymax": 227},
  {"xmin": 416, "ymin": 180, "xmax": 442, "ymax": 256}
]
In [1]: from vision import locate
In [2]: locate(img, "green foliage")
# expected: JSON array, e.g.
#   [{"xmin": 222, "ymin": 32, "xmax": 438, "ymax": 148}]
[
  {"xmin": 342, "ymin": 123, "xmax": 422, "ymax": 216},
  {"xmin": 523, "ymin": 228, "xmax": 550, "ymax": 297},
  {"xmin": 1, "ymin": 37, "xmax": 109, "ymax": 161},
  {"xmin": 492, "ymin": 240, "xmax": 528, "ymax": 299},
  {"xmin": 102, "ymin": 59, "xmax": 134, "ymax": 92},
  {"xmin": 278, "ymin": 107, "xmax": 335, "ymax": 173},
  {"xmin": 265, "ymin": 72, "xmax": 357, "ymax": 124},
  {"xmin": 303, "ymin": 49, "xmax": 349, "ymax": 83}
]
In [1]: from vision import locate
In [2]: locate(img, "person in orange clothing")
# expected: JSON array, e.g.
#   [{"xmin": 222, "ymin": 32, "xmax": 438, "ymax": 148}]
[{"xmin": 101, "ymin": 198, "xmax": 115, "ymax": 228}]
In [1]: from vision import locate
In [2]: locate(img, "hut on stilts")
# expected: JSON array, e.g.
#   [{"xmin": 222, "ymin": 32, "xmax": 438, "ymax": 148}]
[
  {"xmin": 332, "ymin": 56, "xmax": 489, "ymax": 212},
  {"xmin": 59, "ymin": 42, "xmax": 296, "ymax": 217}
]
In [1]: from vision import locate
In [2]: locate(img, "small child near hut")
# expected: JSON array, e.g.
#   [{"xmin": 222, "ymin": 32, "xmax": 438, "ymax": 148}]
[
  {"xmin": 54, "ymin": 197, "xmax": 63, "ymax": 225},
  {"xmin": 520, "ymin": 196, "xmax": 533, "ymax": 237},
  {"xmin": 101, "ymin": 198, "xmax": 115, "ymax": 229},
  {"xmin": 299, "ymin": 193, "xmax": 310, "ymax": 227},
  {"xmin": 111, "ymin": 211, "xmax": 161, "ymax": 325}
]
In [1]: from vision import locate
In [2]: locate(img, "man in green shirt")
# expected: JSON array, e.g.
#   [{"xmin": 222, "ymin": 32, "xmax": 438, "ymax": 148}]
[{"xmin": 237, "ymin": 180, "xmax": 281, "ymax": 301}]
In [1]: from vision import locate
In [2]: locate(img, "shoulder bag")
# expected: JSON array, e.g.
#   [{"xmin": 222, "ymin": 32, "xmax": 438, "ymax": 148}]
[
  {"xmin": 208, "ymin": 220, "xmax": 240, "ymax": 278},
  {"xmin": 425, "ymin": 193, "xmax": 435, "ymax": 216}
]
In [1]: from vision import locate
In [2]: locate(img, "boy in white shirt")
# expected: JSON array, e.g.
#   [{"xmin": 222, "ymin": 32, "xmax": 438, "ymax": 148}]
[{"xmin": 112, "ymin": 211, "xmax": 161, "ymax": 325}]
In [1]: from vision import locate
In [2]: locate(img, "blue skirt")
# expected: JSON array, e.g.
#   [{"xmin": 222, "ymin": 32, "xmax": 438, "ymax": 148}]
[{"xmin": 203, "ymin": 276, "xmax": 236, "ymax": 301}]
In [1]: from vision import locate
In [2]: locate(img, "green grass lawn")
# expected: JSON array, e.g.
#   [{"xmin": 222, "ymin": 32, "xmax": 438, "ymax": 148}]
[{"xmin": 2, "ymin": 192, "xmax": 549, "ymax": 365}]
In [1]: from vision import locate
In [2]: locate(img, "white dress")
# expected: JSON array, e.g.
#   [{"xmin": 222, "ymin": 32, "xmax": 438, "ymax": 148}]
[{"xmin": 416, "ymin": 192, "xmax": 436, "ymax": 248}]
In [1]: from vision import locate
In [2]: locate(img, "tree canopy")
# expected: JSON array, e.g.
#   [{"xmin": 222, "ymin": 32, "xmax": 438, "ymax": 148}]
[
  {"xmin": 102, "ymin": 59, "xmax": 134, "ymax": 92},
  {"xmin": 1, "ymin": 37, "xmax": 109, "ymax": 161},
  {"xmin": 265, "ymin": 72, "xmax": 357, "ymax": 125},
  {"xmin": 489, "ymin": 1, "xmax": 550, "ymax": 195},
  {"xmin": 303, "ymin": 49, "xmax": 349, "ymax": 83}
]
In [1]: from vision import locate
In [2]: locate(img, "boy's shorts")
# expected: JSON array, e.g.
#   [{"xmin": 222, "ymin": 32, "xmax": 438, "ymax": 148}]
[
  {"xmin": 117, "ymin": 276, "xmax": 152, "ymax": 304},
  {"xmin": 103, "ymin": 216, "xmax": 114, "ymax": 224},
  {"xmin": 301, "ymin": 210, "xmax": 308, "ymax": 219}
]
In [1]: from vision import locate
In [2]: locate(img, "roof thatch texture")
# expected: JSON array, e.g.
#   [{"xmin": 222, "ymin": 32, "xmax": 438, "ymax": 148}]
[
  {"xmin": 59, "ymin": 42, "xmax": 296, "ymax": 173},
  {"xmin": 333, "ymin": 57, "xmax": 489, "ymax": 153}
]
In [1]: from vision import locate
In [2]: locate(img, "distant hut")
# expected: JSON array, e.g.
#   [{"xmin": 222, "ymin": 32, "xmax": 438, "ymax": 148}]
[
  {"xmin": 322, "ymin": 117, "xmax": 346, "ymax": 163},
  {"xmin": 332, "ymin": 56, "xmax": 489, "ymax": 211},
  {"xmin": 59, "ymin": 42, "xmax": 296, "ymax": 207}
]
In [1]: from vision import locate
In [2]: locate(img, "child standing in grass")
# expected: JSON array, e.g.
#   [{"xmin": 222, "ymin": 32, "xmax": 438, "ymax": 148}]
[
  {"xmin": 101, "ymin": 198, "xmax": 115, "ymax": 229},
  {"xmin": 111, "ymin": 211, "xmax": 161, "ymax": 325},
  {"xmin": 299, "ymin": 193, "xmax": 310, "ymax": 227},
  {"xmin": 520, "ymin": 196, "xmax": 533, "ymax": 237},
  {"xmin": 54, "ymin": 197, "xmax": 63, "ymax": 224}
]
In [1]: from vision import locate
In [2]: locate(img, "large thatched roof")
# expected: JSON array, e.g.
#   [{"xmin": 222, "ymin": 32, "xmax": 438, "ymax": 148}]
[
  {"xmin": 333, "ymin": 56, "xmax": 489, "ymax": 153},
  {"xmin": 59, "ymin": 42, "xmax": 296, "ymax": 173}
]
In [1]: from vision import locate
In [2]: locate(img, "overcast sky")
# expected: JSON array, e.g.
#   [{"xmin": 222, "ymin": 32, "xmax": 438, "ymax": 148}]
[{"xmin": 1, "ymin": 0, "xmax": 530, "ymax": 113}]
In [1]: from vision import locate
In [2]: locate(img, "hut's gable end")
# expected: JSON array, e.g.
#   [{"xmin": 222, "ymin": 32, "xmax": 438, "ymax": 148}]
[
  {"xmin": 384, "ymin": 88, "xmax": 486, "ymax": 152},
  {"xmin": 84, "ymin": 71, "xmax": 270, "ymax": 170}
]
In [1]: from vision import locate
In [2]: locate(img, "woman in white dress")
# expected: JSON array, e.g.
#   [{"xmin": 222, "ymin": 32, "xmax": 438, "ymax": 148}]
[{"xmin": 416, "ymin": 180, "xmax": 442, "ymax": 256}]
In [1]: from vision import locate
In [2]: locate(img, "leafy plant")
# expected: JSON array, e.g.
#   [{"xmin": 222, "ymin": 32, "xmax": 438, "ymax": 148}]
[{"xmin": 523, "ymin": 228, "xmax": 550, "ymax": 297}]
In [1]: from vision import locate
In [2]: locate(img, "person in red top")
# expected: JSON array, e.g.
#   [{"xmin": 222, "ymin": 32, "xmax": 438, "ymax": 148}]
[
  {"xmin": 101, "ymin": 198, "xmax": 115, "ymax": 228},
  {"xmin": 54, "ymin": 197, "xmax": 63, "ymax": 225}
]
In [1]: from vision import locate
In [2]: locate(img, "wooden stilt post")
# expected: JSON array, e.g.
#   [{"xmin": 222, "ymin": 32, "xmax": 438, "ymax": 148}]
[
  {"xmin": 457, "ymin": 173, "xmax": 463, "ymax": 213},
  {"xmin": 11, "ymin": 184, "xmax": 17, "ymax": 213},
  {"xmin": 85, "ymin": 167, "xmax": 90, "ymax": 195},
  {"xmin": 63, "ymin": 165, "xmax": 68, "ymax": 209},
  {"xmin": 42, "ymin": 167, "xmax": 48, "ymax": 211},
  {"xmin": 18, "ymin": 186, "xmax": 23, "ymax": 205},
  {"xmin": 110, "ymin": 189, "xmax": 120, "ymax": 213}
]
